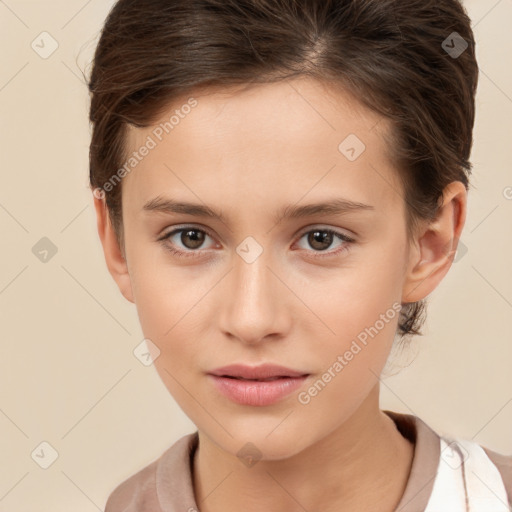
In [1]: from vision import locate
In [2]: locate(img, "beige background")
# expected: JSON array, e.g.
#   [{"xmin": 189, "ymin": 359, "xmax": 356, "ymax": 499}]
[{"xmin": 1, "ymin": 1, "xmax": 511, "ymax": 510}]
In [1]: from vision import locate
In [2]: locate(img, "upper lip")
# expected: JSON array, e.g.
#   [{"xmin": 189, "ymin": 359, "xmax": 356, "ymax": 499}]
[{"xmin": 208, "ymin": 364, "xmax": 309, "ymax": 380}]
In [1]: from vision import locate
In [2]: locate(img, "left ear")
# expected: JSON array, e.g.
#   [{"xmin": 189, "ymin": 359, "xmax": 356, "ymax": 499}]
[{"xmin": 402, "ymin": 181, "xmax": 467, "ymax": 303}]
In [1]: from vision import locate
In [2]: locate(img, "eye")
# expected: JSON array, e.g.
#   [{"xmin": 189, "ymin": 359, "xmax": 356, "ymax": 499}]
[
  {"xmin": 158, "ymin": 226, "xmax": 216, "ymax": 259},
  {"xmin": 294, "ymin": 227, "xmax": 355, "ymax": 258}
]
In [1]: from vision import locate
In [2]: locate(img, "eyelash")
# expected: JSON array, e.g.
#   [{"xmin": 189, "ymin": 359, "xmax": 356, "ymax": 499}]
[{"xmin": 158, "ymin": 226, "xmax": 356, "ymax": 260}]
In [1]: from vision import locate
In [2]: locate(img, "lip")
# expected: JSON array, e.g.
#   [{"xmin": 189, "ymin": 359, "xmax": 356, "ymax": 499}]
[
  {"xmin": 208, "ymin": 363, "xmax": 309, "ymax": 380},
  {"xmin": 207, "ymin": 364, "xmax": 310, "ymax": 406},
  {"xmin": 208, "ymin": 374, "xmax": 309, "ymax": 406}
]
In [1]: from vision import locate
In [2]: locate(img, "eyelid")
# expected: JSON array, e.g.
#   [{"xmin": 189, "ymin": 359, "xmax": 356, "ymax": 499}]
[
  {"xmin": 295, "ymin": 224, "xmax": 356, "ymax": 240},
  {"xmin": 158, "ymin": 223, "xmax": 217, "ymax": 242}
]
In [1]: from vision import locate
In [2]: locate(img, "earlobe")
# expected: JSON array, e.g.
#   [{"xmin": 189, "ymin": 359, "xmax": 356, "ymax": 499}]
[
  {"xmin": 401, "ymin": 181, "xmax": 467, "ymax": 304},
  {"xmin": 92, "ymin": 191, "xmax": 135, "ymax": 304}
]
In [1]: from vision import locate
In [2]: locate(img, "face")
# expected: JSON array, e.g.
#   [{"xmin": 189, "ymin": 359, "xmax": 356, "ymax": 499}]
[{"xmin": 104, "ymin": 78, "xmax": 420, "ymax": 458}]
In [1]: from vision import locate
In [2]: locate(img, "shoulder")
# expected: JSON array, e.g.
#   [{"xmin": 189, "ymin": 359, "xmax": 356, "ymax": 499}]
[
  {"xmin": 444, "ymin": 437, "xmax": 512, "ymax": 509},
  {"xmin": 481, "ymin": 444, "xmax": 512, "ymax": 506},
  {"xmin": 104, "ymin": 457, "xmax": 160, "ymax": 512},
  {"xmin": 104, "ymin": 432, "xmax": 199, "ymax": 512}
]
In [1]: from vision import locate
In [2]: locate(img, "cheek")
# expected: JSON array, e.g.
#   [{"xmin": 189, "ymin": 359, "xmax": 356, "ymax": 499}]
[
  {"xmin": 133, "ymin": 275, "xmax": 204, "ymax": 360},
  {"xmin": 310, "ymin": 245, "xmax": 406, "ymax": 365},
  {"xmin": 297, "ymin": 270, "xmax": 403, "ymax": 427},
  {"xmin": 128, "ymin": 240, "xmax": 204, "ymax": 331},
  {"xmin": 133, "ymin": 268, "xmax": 205, "ymax": 411},
  {"xmin": 126, "ymin": 247, "xmax": 199, "ymax": 355}
]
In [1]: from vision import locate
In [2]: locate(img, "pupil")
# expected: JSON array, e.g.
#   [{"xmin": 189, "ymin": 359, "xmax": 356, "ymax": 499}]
[
  {"xmin": 309, "ymin": 230, "xmax": 332, "ymax": 251},
  {"xmin": 182, "ymin": 229, "xmax": 205, "ymax": 249}
]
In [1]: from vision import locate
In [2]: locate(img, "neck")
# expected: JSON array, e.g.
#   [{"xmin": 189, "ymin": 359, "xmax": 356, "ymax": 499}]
[{"xmin": 192, "ymin": 385, "xmax": 415, "ymax": 512}]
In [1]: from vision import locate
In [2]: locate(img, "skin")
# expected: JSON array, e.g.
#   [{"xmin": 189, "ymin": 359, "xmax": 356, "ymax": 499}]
[{"xmin": 93, "ymin": 77, "xmax": 467, "ymax": 512}]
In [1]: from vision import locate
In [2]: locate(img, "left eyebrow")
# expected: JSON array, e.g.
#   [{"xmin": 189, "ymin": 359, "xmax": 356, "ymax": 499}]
[
  {"xmin": 142, "ymin": 195, "xmax": 375, "ymax": 224},
  {"xmin": 272, "ymin": 197, "xmax": 375, "ymax": 225}
]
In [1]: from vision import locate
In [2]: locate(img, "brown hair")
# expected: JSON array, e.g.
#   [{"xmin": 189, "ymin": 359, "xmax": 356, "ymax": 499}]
[{"xmin": 87, "ymin": 0, "xmax": 479, "ymax": 341}]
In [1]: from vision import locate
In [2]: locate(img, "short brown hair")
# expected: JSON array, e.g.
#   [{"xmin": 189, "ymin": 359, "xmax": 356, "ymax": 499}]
[{"xmin": 87, "ymin": 0, "xmax": 479, "ymax": 341}]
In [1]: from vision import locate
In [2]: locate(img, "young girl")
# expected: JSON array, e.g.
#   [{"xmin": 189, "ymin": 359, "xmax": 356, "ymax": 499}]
[{"xmin": 88, "ymin": 0, "xmax": 511, "ymax": 510}]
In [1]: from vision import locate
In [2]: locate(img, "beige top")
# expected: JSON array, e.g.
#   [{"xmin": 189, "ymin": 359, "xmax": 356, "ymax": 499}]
[{"xmin": 104, "ymin": 410, "xmax": 512, "ymax": 511}]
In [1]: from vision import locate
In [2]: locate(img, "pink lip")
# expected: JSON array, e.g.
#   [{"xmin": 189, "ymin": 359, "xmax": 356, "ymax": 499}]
[
  {"xmin": 207, "ymin": 364, "xmax": 310, "ymax": 406},
  {"xmin": 208, "ymin": 374, "xmax": 309, "ymax": 406},
  {"xmin": 208, "ymin": 363, "xmax": 309, "ymax": 380}
]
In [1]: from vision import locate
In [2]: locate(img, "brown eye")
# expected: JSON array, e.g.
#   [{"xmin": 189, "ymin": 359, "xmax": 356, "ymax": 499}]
[
  {"xmin": 159, "ymin": 227, "xmax": 216, "ymax": 259},
  {"xmin": 307, "ymin": 230, "xmax": 334, "ymax": 251},
  {"xmin": 179, "ymin": 229, "xmax": 206, "ymax": 249},
  {"xmin": 295, "ymin": 227, "xmax": 355, "ymax": 258}
]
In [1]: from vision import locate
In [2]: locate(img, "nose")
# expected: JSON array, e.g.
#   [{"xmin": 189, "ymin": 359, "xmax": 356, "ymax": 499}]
[{"xmin": 217, "ymin": 250, "xmax": 292, "ymax": 346}]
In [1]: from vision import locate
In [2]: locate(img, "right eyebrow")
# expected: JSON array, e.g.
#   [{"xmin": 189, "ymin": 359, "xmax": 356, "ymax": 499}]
[{"xmin": 142, "ymin": 196, "xmax": 228, "ymax": 223}]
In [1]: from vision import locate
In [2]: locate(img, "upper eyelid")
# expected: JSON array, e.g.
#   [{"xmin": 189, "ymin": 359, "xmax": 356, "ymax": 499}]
[
  {"xmin": 160, "ymin": 224, "xmax": 217, "ymax": 242},
  {"xmin": 296, "ymin": 225, "xmax": 354, "ymax": 238}
]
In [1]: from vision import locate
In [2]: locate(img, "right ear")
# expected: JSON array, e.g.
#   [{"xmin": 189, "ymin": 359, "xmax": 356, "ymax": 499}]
[{"xmin": 92, "ymin": 189, "xmax": 135, "ymax": 304}]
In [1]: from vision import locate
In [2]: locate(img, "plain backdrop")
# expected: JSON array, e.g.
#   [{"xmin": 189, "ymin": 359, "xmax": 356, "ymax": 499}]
[{"xmin": 1, "ymin": 1, "xmax": 511, "ymax": 510}]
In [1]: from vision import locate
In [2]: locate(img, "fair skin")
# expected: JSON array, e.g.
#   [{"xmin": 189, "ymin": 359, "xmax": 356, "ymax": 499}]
[{"xmin": 93, "ymin": 77, "xmax": 466, "ymax": 512}]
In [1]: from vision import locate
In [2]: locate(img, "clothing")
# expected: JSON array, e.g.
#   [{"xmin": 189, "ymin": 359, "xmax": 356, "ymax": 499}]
[{"xmin": 104, "ymin": 410, "xmax": 512, "ymax": 511}]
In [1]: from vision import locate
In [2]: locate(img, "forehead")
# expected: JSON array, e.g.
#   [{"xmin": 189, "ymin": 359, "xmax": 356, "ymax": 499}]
[{"xmin": 122, "ymin": 77, "xmax": 403, "ymax": 214}]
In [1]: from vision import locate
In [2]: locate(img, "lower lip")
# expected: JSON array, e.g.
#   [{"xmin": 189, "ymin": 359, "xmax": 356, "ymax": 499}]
[{"xmin": 208, "ymin": 375, "xmax": 309, "ymax": 406}]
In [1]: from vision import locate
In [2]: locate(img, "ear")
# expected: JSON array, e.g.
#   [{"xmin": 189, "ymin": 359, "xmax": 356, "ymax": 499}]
[
  {"xmin": 402, "ymin": 181, "xmax": 467, "ymax": 303},
  {"xmin": 92, "ymin": 189, "xmax": 135, "ymax": 304}
]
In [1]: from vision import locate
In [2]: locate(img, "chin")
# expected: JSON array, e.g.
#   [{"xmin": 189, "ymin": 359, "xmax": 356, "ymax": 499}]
[{"xmin": 206, "ymin": 422, "xmax": 314, "ymax": 463}]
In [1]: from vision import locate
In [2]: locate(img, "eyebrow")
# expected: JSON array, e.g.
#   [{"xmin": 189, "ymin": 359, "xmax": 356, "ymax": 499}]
[{"xmin": 142, "ymin": 196, "xmax": 375, "ymax": 224}]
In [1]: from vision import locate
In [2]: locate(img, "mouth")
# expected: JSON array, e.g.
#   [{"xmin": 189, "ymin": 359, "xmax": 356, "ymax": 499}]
[
  {"xmin": 208, "ymin": 363, "xmax": 310, "ymax": 381},
  {"xmin": 219, "ymin": 375, "xmax": 299, "ymax": 382},
  {"xmin": 206, "ymin": 364, "xmax": 311, "ymax": 406},
  {"xmin": 207, "ymin": 374, "xmax": 310, "ymax": 406}
]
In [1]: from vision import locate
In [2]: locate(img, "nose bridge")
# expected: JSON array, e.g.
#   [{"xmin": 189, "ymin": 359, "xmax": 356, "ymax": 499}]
[
  {"xmin": 219, "ymin": 242, "xmax": 289, "ymax": 343},
  {"xmin": 235, "ymin": 248, "xmax": 273, "ymax": 303}
]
